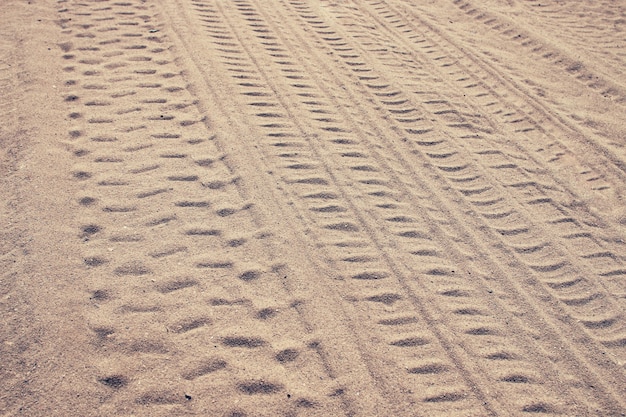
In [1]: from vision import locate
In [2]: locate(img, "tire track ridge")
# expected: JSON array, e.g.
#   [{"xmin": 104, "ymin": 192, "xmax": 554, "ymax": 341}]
[
  {"xmin": 206, "ymin": 1, "xmax": 532, "ymax": 412},
  {"xmin": 207, "ymin": 0, "xmax": 500, "ymax": 410},
  {"xmin": 174, "ymin": 2, "xmax": 448, "ymax": 412}
]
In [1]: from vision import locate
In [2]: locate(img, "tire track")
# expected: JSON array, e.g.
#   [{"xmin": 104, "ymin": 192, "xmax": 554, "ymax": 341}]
[
  {"xmin": 370, "ymin": 0, "xmax": 626, "ymax": 195},
  {"xmin": 281, "ymin": 0, "xmax": 626, "ymax": 353},
  {"xmin": 47, "ymin": 0, "xmax": 626, "ymax": 415},
  {"xmin": 448, "ymin": 0, "xmax": 626, "ymax": 102},
  {"xmin": 329, "ymin": 0, "xmax": 626, "ymax": 207},
  {"xmin": 163, "ymin": 0, "xmax": 625, "ymax": 414},
  {"xmin": 281, "ymin": 0, "xmax": 626, "ymax": 381},
  {"xmin": 250, "ymin": 0, "xmax": 626, "ymax": 406},
  {"xmin": 168, "ymin": 0, "xmax": 517, "ymax": 414},
  {"xmin": 57, "ymin": 1, "xmax": 354, "ymax": 415},
  {"xmin": 339, "ymin": 0, "xmax": 626, "ymax": 329},
  {"xmin": 166, "ymin": 1, "xmax": 489, "ymax": 414}
]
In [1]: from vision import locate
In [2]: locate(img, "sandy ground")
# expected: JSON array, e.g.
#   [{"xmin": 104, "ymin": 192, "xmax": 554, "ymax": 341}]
[{"xmin": 1, "ymin": 0, "xmax": 625, "ymax": 415}]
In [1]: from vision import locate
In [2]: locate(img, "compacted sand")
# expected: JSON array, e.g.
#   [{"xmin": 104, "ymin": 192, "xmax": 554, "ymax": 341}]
[{"xmin": 1, "ymin": 0, "xmax": 625, "ymax": 415}]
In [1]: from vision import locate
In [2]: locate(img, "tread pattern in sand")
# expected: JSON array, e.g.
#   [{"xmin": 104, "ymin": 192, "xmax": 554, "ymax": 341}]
[
  {"xmin": 58, "ymin": 1, "xmax": 348, "ymax": 415},
  {"xmin": 33, "ymin": 0, "xmax": 626, "ymax": 415},
  {"xmin": 161, "ymin": 0, "xmax": 625, "ymax": 414}
]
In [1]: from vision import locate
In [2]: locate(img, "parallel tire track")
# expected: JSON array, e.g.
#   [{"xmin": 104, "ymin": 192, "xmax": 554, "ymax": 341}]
[
  {"xmin": 276, "ymin": 0, "xmax": 626, "ymax": 353},
  {"xmin": 159, "ymin": 0, "xmax": 626, "ymax": 415},
  {"xmin": 40, "ymin": 0, "xmax": 626, "ymax": 415}
]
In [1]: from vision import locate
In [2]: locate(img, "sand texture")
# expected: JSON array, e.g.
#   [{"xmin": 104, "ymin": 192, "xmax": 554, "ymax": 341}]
[{"xmin": 1, "ymin": 0, "xmax": 626, "ymax": 415}]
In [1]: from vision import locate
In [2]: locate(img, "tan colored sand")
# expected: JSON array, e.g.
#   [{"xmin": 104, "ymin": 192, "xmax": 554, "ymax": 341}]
[{"xmin": 1, "ymin": 0, "xmax": 625, "ymax": 415}]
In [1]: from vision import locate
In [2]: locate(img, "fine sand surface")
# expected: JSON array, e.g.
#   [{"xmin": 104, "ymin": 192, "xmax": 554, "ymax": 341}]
[{"xmin": 1, "ymin": 0, "xmax": 625, "ymax": 415}]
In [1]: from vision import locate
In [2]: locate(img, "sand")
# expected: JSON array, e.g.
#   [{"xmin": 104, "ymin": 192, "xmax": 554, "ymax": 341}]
[{"xmin": 1, "ymin": 0, "xmax": 625, "ymax": 415}]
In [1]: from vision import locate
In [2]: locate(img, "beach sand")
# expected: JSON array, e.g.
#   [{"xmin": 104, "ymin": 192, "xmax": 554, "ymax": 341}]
[{"xmin": 1, "ymin": 0, "xmax": 625, "ymax": 415}]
